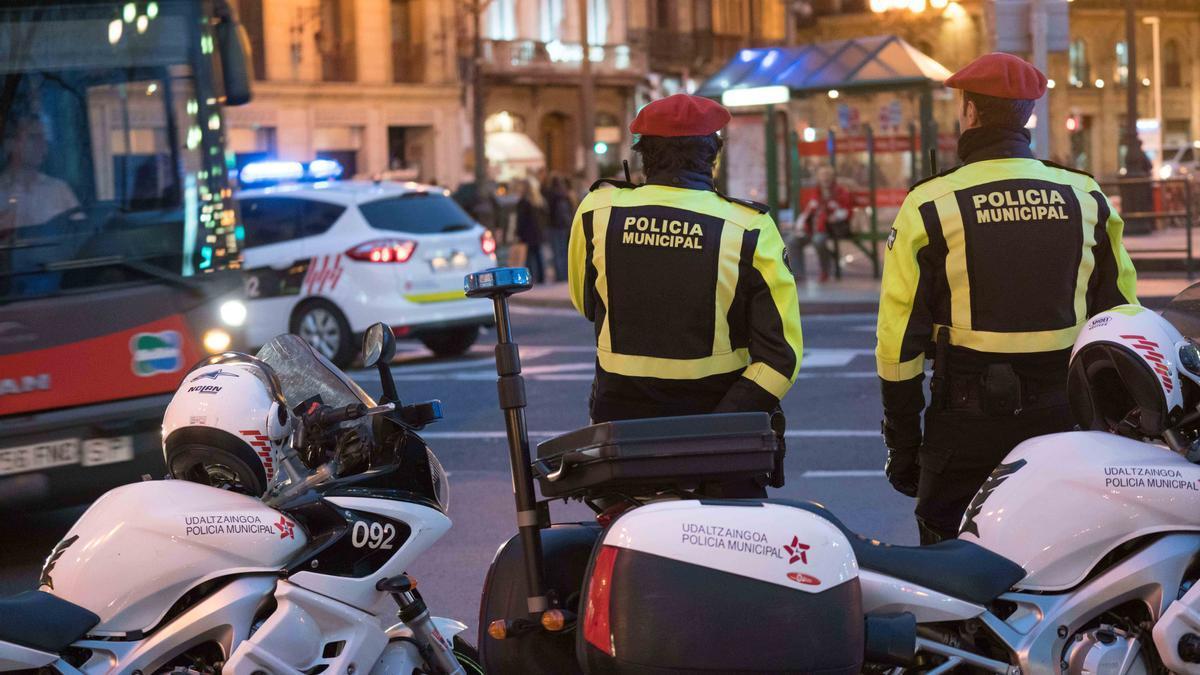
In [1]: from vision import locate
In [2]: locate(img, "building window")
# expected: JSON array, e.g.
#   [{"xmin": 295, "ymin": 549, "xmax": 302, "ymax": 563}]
[
  {"xmin": 540, "ymin": 0, "xmax": 565, "ymax": 42},
  {"xmin": 238, "ymin": 0, "xmax": 266, "ymax": 80},
  {"xmin": 486, "ymin": 0, "xmax": 517, "ymax": 40},
  {"xmin": 1114, "ymin": 41, "xmax": 1128, "ymax": 87},
  {"xmin": 651, "ymin": 0, "xmax": 673, "ymax": 29},
  {"xmin": 318, "ymin": 0, "xmax": 356, "ymax": 81},
  {"xmin": 1069, "ymin": 39, "xmax": 1089, "ymax": 87},
  {"xmin": 588, "ymin": 0, "xmax": 608, "ymax": 45},
  {"xmin": 392, "ymin": 0, "xmax": 424, "ymax": 83},
  {"xmin": 1164, "ymin": 39, "xmax": 1182, "ymax": 88}
]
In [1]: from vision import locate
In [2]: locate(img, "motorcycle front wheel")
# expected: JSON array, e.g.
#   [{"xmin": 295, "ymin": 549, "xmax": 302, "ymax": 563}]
[{"xmin": 453, "ymin": 636, "xmax": 484, "ymax": 675}]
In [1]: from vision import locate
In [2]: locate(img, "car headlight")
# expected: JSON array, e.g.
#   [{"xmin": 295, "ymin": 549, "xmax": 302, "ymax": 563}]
[
  {"xmin": 220, "ymin": 300, "xmax": 248, "ymax": 327},
  {"xmin": 1159, "ymin": 164, "xmax": 1174, "ymax": 180},
  {"xmin": 203, "ymin": 328, "xmax": 233, "ymax": 354}
]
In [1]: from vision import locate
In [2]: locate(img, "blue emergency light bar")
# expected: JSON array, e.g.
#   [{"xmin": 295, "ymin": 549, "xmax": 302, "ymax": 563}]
[
  {"xmin": 238, "ymin": 159, "xmax": 345, "ymax": 187},
  {"xmin": 464, "ymin": 267, "xmax": 532, "ymax": 298}
]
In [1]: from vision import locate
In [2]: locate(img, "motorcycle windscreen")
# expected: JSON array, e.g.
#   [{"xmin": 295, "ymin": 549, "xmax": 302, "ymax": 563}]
[{"xmin": 1162, "ymin": 281, "xmax": 1200, "ymax": 341}]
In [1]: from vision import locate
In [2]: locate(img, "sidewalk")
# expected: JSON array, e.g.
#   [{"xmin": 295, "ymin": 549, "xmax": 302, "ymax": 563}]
[{"xmin": 513, "ymin": 238, "xmax": 1197, "ymax": 312}]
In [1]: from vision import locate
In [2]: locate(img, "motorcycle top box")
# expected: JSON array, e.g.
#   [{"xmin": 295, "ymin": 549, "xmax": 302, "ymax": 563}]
[
  {"xmin": 577, "ymin": 500, "xmax": 863, "ymax": 675},
  {"xmin": 533, "ymin": 413, "xmax": 778, "ymax": 498}
]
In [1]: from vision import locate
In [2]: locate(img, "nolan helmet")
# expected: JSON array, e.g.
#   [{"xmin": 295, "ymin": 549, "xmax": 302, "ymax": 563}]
[
  {"xmin": 162, "ymin": 353, "xmax": 293, "ymax": 496},
  {"xmin": 1068, "ymin": 305, "xmax": 1200, "ymax": 439}
]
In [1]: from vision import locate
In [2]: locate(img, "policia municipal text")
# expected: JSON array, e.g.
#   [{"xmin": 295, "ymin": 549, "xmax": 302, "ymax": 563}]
[
  {"xmin": 568, "ymin": 94, "xmax": 804, "ymax": 498},
  {"xmin": 876, "ymin": 53, "xmax": 1138, "ymax": 544}
]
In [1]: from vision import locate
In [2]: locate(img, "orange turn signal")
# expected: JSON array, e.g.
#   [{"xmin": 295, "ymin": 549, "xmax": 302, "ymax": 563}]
[
  {"xmin": 487, "ymin": 619, "xmax": 508, "ymax": 640},
  {"xmin": 541, "ymin": 609, "xmax": 567, "ymax": 632}
]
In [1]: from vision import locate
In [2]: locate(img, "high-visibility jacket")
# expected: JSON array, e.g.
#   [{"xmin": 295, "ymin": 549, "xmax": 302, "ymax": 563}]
[
  {"xmin": 876, "ymin": 154, "xmax": 1138, "ymax": 449},
  {"xmin": 568, "ymin": 181, "xmax": 804, "ymax": 422}
]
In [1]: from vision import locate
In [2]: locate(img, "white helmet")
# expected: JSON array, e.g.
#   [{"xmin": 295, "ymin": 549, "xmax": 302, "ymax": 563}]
[
  {"xmin": 162, "ymin": 354, "xmax": 293, "ymax": 496},
  {"xmin": 1068, "ymin": 305, "xmax": 1200, "ymax": 438}
]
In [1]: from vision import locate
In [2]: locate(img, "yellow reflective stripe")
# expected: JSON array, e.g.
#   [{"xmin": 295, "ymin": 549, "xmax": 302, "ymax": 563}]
[
  {"xmin": 404, "ymin": 290, "xmax": 466, "ymax": 303},
  {"xmin": 1105, "ymin": 202, "xmax": 1140, "ymax": 304},
  {"xmin": 751, "ymin": 214, "xmax": 805, "ymax": 380},
  {"xmin": 592, "ymin": 206, "xmax": 613, "ymax": 351},
  {"xmin": 875, "ymin": 199, "xmax": 929, "ymax": 374},
  {"xmin": 935, "ymin": 194, "xmax": 971, "ymax": 330},
  {"xmin": 934, "ymin": 322, "xmax": 1084, "ymax": 353},
  {"xmin": 712, "ymin": 222, "xmax": 743, "ymax": 355},
  {"xmin": 597, "ymin": 348, "xmax": 751, "ymax": 380},
  {"xmin": 1075, "ymin": 189, "xmax": 1099, "ymax": 322},
  {"xmin": 877, "ymin": 354, "xmax": 925, "ymax": 382},
  {"xmin": 742, "ymin": 362, "xmax": 792, "ymax": 399}
]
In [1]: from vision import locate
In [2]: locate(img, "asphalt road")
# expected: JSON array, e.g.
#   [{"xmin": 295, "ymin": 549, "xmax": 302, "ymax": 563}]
[{"xmin": 0, "ymin": 304, "xmax": 915, "ymax": 639}]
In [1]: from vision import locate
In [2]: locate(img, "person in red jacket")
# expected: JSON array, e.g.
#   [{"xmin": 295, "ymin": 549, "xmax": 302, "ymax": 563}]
[{"xmin": 790, "ymin": 165, "xmax": 851, "ymax": 282}]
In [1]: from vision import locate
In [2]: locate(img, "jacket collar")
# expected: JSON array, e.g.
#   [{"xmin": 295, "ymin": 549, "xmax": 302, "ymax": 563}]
[
  {"xmin": 957, "ymin": 126, "xmax": 1035, "ymax": 164},
  {"xmin": 644, "ymin": 168, "xmax": 716, "ymax": 191}
]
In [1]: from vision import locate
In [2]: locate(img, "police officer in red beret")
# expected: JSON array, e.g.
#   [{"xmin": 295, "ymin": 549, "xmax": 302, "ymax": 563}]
[
  {"xmin": 876, "ymin": 53, "xmax": 1139, "ymax": 543},
  {"xmin": 567, "ymin": 93, "xmax": 803, "ymax": 497}
]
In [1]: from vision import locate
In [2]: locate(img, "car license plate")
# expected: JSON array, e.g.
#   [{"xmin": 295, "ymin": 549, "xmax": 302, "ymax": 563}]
[{"xmin": 0, "ymin": 436, "xmax": 133, "ymax": 476}]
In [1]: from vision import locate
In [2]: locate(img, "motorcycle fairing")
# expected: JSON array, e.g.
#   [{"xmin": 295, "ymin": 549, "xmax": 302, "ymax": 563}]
[{"xmin": 960, "ymin": 431, "xmax": 1200, "ymax": 591}]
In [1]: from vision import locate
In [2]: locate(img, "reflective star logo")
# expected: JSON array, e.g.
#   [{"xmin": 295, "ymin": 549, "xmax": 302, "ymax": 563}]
[
  {"xmin": 190, "ymin": 369, "xmax": 240, "ymax": 382},
  {"xmin": 275, "ymin": 516, "xmax": 295, "ymax": 540},
  {"xmin": 784, "ymin": 536, "xmax": 809, "ymax": 565}
]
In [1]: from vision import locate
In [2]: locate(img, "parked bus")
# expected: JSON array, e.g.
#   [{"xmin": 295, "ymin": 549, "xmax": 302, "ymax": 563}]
[{"xmin": 0, "ymin": 0, "xmax": 253, "ymax": 508}]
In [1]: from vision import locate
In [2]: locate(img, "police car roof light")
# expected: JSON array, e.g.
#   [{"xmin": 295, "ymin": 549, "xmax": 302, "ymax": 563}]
[
  {"xmin": 308, "ymin": 158, "xmax": 344, "ymax": 180},
  {"xmin": 238, "ymin": 158, "xmax": 346, "ymax": 186},
  {"xmin": 239, "ymin": 160, "xmax": 304, "ymax": 185},
  {"xmin": 464, "ymin": 267, "xmax": 531, "ymax": 298}
]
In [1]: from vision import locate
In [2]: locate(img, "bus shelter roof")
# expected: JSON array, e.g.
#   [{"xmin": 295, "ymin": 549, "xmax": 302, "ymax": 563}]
[{"xmin": 697, "ymin": 34, "xmax": 953, "ymax": 99}]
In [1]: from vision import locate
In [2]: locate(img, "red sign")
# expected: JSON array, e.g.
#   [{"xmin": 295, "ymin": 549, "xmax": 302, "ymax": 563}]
[{"xmin": 0, "ymin": 315, "xmax": 201, "ymax": 416}]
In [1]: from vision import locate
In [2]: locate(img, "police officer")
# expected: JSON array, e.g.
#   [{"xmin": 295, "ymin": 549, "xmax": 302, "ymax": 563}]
[
  {"xmin": 876, "ymin": 53, "xmax": 1138, "ymax": 544},
  {"xmin": 568, "ymin": 94, "xmax": 804, "ymax": 497}
]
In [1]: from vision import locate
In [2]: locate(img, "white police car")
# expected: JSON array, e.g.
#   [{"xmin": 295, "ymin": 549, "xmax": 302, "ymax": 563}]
[{"xmin": 237, "ymin": 160, "xmax": 497, "ymax": 366}]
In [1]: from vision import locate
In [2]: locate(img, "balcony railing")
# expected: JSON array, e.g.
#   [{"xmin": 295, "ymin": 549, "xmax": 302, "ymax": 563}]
[{"xmin": 480, "ymin": 39, "xmax": 647, "ymax": 79}]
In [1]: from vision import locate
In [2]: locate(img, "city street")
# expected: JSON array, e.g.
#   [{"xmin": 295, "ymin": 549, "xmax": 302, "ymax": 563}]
[{"xmin": 0, "ymin": 301, "xmax": 913, "ymax": 631}]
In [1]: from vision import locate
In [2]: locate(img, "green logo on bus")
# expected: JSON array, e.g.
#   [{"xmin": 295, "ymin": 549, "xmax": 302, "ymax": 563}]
[{"xmin": 131, "ymin": 331, "xmax": 182, "ymax": 377}]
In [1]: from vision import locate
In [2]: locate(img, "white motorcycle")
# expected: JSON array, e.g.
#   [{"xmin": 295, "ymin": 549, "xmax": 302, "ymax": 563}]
[
  {"xmin": 468, "ymin": 269, "xmax": 1200, "ymax": 674},
  {"xmin": 0, "ymin": 324, "xmax": 481, "ymax": 675}
]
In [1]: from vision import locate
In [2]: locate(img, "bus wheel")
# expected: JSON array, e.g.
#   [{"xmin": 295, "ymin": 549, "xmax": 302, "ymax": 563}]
[{"xmin": 292, "ymin": 299, "xmax": 355, "ymax": 368}]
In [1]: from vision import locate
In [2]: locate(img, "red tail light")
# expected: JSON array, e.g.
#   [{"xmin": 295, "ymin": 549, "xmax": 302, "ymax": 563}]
[
  {"xmin": 346, "ymin": 239, "xmax": 417, "ymax": 263},
  {"xmin": 583, "ymin": 545, "xmax": 619, "ymax": 656},
  {"xmin": 481, "ymin": 229, "xmax": 497, "ymax": 256}
]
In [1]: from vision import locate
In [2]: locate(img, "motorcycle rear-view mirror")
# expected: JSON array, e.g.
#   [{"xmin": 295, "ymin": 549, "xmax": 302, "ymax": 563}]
[
  {"xmin": 363, "ymin": 322, "xmax": 396, "ymax": 368},
  {"xmin": 363, "ymin": 323, "xmax": 400, "ymax": 404}
]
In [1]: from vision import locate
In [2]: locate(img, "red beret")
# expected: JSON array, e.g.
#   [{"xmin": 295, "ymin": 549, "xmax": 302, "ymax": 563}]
[
  {"xmin": 630, "ymin": 94, "xmax": 732, "ymax": 137},
  {"xmin": 945, "ymin": 52, "xmax": 1047, "ymax": 100}
]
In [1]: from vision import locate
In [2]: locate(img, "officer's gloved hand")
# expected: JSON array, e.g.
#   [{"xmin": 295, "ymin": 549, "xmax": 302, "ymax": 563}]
[{"xmin": 885, "ymin": 447, "xmax": 920, "ymax": 498}]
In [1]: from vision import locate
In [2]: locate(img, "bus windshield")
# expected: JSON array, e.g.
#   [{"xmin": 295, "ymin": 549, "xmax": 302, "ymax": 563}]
[{"xmin": 0, "ymin": 1, "xmax": 239, "ymax": 303}]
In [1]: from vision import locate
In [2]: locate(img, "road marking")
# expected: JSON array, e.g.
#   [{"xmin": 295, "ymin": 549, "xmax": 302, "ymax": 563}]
[
  {"xmin": 510, "ymin": 305, "xmax": 584, "ymax": 318},
  {"xmin": 801, "ymin": 470, "xmax": 885, "ymax": 478},
  {"xmin": 419, "ymin": 429, "xmax": 878, "ymax": 440}
]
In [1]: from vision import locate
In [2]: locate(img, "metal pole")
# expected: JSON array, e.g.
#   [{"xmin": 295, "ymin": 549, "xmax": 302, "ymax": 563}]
[
  {"xmin": 1187, "ymin": 178, "xmax": 1194, "ymax": 279},
  {"xmin": 919, "ymin": 87, "xmax": 935, "ymax": 177},
  {"xmin": 1146, "ymin": 16, "xmax": 1163, "ymax": 170},
  {"xmin": 491, "ymin": 294, "xmax": 548, "ymax": 616},
  {"xmin": 866, "ymin": 123, "xmax": 880, "ymax": 278},
  {"xmin": 579, "ymin": 0, "xmax": 597, "ymax": 181},
  {"xmin": 1030, "ymin": 0, "xmax": 1050, "ymax": 157},
  {"xmin": 472, "ymin": 1, "xmax": 487, "ymax": 193},
  {"xmin": 1123, "ymin": 0, "xmax": 1150, "ymax": 178},
  {"xmin": 765, "ymin": 103, "xmax": 779, "ymax": 222}
]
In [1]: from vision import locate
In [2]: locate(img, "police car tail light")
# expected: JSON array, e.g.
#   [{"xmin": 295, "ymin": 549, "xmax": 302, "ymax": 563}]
[
  {"xmin": 582, "ymin": 544, "xmax": 619, "ymax": 656},
  {"xmin": 346, "ymin": 238, "xmax": 417, "ymax": 263},
  {"xmin": 481, "ymin": 229, "xmax": 497, "ymax": 256}
]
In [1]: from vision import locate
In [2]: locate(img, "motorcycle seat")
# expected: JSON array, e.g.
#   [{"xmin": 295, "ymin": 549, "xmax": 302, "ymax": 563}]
[
  {"xmin": 761, "ymin": 499, "xmax": 1027, "ymax": 605},
  {"xmin": 0, "ymin": 591, "xmax": 99, "ymax": 654}
]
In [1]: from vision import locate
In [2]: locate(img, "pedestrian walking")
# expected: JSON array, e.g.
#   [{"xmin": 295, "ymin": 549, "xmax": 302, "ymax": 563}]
[
  {"xmin": 875, "ymin": 53, "xmax": 1139, "ymax": 544},
  {"xmin": 567, "ymin": 93, "xmax": 803, "ymax": 497},
  {"xmin": 515, "ymin": 178, "xmax": 547, "ymax": 284},
  {"xmin": 544, "ymin": 175, "xmax": 573, "ymax": 282},
  {"xmin": 790, "ymin": 165, "xmax": 850, "ymax": 282}
]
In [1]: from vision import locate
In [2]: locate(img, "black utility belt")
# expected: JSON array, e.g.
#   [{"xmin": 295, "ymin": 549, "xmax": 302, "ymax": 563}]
[{"xmin": 938, "ymin": 364, "xmax": 1067, "ymax": 416}]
